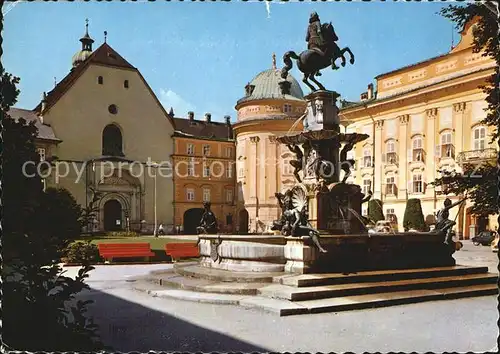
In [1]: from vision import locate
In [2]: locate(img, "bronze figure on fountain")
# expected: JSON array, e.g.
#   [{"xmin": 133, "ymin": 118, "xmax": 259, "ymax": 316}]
[
  {"xmin": 197, "ymin": 201, "xmax": 218, "ymax": 234},
  {"xmin": 281, "ymin": 11, "xmax": 355, "ymax": 91}
]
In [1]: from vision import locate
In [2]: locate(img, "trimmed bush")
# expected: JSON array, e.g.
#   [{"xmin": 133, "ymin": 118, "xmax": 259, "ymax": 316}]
[
  {"xmin": 64, "ymin": 241, "xmax": 102, "ymax": 264},
  {"xmin": 403, "ymin": 198, "xmax": 426, "ymax": 231},
  {"xmin": 368, "ymin": 199, "xmax": 384, "ymax": 223}
]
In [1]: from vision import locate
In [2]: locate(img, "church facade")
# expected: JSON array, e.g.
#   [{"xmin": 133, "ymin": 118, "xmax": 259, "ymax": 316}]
[{"xmin": 10, "ymin": 23, "xmax": 175, "ymax": 233}]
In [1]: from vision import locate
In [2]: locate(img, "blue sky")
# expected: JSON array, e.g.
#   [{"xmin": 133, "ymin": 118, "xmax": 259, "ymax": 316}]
[{"xmin": 4, "ymin": 1, "xmax": 460, "ymax": 122}]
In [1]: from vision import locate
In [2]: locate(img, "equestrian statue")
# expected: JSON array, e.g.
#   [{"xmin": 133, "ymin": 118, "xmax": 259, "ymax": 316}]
[{"xmin": 281, "ymin": 12, "xmax": 355, "ymax": 92}]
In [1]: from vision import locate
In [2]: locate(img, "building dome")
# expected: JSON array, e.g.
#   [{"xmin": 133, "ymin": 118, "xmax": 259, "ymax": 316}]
[
  {"xmin": 72, "ymin": 49, "xmax": 92, "ymax": 68},
  {"xmin": 237, "ymin": 68, "xmax": 304, "ymax": 105}
]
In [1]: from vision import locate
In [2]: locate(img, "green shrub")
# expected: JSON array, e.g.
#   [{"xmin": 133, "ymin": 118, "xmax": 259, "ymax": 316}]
[
  {"xmin": 64, "ymin": 241, "xmax": 102, "ymax": 264},
  {"xmin": 368, "ymin": 199, "xmax": 384, "ymax": 223},
  {"xmin": 403, "ymin": 198, "xmax": 426, "ymax": 231},
  {"xmin": 106, "ymin": 231, "xmax": 138, "ymax": 238}
]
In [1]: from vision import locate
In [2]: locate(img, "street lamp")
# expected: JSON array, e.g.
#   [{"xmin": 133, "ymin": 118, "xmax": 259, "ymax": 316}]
[{"xmin": 148, "ymin": 161, "xmax": 159, "ymax": 237}]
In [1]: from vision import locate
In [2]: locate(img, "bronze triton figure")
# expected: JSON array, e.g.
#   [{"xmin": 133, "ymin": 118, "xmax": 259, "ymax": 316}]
[
  {"xmin": 197, "ymin": 201, "xmax": 218, "ymax": 234},
  {"xmin": 281, "ymin": 12, "xmax": 355, "ymax": 92}
]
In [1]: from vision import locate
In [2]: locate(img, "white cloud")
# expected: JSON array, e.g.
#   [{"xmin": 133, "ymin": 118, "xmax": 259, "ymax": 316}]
[{"xmin": 159, "ymin": 89, "xmax": 196, "ymax": 117}]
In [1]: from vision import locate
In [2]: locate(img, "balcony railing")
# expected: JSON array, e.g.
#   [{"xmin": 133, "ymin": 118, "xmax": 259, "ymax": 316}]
[{"xmin": 456, "ymin": 148, "xmax": 497, "ymax": 164}]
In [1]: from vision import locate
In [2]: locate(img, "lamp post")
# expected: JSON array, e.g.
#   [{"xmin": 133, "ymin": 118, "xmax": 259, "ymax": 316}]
[{"xmin": 148, "ymin": 161, "xmax": 159, "ymax": 237}]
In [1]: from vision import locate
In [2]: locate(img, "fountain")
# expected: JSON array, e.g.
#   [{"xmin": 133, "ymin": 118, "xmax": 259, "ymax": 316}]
[{"xmin": 136, "ymin": 13, "xmax": 497, "ymax": 315}]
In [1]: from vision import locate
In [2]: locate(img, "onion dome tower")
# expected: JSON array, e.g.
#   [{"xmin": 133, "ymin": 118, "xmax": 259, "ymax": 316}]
[
  {"xmin": 72, "ymin": 19, "xmax": 94, "ymax": 68},
  {"xmin": 233, "ymin": 53, "xmax": 306, "ymax": 234}
]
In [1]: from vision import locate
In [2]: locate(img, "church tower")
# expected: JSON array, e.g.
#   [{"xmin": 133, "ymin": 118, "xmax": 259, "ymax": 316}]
[{"xmin": 71, "ymin": 19, "xmax": 94, "ymax": 68}]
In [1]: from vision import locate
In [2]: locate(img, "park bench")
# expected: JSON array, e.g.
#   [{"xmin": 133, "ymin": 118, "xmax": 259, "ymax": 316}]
[
  {"xmin": 165, "ymin": 243, "xmax": 200, "ymax": 262},
  {"xmin": 98, "ymin": 243, "xmax": 155, "ymax": 262}
]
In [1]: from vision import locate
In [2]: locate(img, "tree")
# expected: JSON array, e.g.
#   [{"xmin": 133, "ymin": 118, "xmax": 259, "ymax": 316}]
[
  {"xmin": 403, "ymin": 199, "xmax": 426, "ymax": 232},
  {"xmin": 432, "ymin": 163, "xmax": 496, "ymax": 218},
  {"xmin": 368, "ymin": 199, "xmax": 384, "ymax": 223},
  {"xmin": 1, "ymin": 65, "xmax": 104, "ymax": 350},
  {"xmin": 435, "ymin": 4, "xmax": 499, "ymax": 219}
]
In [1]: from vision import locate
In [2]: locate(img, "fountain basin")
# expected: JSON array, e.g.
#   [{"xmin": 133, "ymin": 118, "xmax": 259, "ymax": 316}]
[{"xmin": 198, "ymin": 232, "xmax": 456, "ymax": 274}]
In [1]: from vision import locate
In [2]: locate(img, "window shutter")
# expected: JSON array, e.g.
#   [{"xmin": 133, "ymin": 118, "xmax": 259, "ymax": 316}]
[
  {"xmin": 435, "ymin": 144, "xmax": 441, "ymax": 158},
  {"xmin": 407, "ymin": 181, "xmax": 413, "ymax": 194}
]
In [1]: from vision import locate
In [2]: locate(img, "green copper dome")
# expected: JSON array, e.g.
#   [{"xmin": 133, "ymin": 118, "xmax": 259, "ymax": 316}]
[{"xmin": 237, "ymin": 68, "xmax": 305, "ymax": 105}]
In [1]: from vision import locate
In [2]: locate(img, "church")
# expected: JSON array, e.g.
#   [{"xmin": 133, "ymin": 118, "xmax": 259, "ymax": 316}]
[{"xmin": 9, "ymin": 21, "xmax": 176, "ymax": 233}]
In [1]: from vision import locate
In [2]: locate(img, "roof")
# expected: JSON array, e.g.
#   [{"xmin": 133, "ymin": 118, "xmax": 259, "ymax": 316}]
[
  {"xmin": 374, "ymin": 52, "xmax": 450, "ymax": 80},
  {"xmin": 173, "ymin": 117, "xmax": 234, "ymax": 141},
  {"xmin": 7, "ymin": 108, "xmax": 60, "ymax": 142},
  {"xmin": 236, "ymin": 68, "xmax": 304, "ymax": 105},
  {"xmin": 33, "ymin": 42, "xmax": 175, "ymax": 127}
]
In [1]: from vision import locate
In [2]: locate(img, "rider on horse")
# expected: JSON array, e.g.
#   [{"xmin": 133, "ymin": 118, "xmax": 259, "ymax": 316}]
[{"xmin": 306, "ymin": 12, "xmax": 336, "ymax": 75}]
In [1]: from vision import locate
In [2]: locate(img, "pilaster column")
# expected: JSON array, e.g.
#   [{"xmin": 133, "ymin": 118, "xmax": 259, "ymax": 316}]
[
  {"xmin": 249, "ymin": 136, "xmax": 260, "ymax": 201},
  {"xmin": 268, "ymin": 136, "xmax": 279, "ymax": 212},
  {"xmin": 453, "ymin": 102, "xmax": 466, "ymax": 153},
  {"xmin": 425, "ymin": 108, "xmax": 437, "ymax": 200},
  {"xmin": 374, "ymin": 119, "xmax": 384, "ymax": 200},
  {"xmin": 258, "ymin": 135, "xmax": 267, "ymax": 208},
  {"xmin": 398, "ymin": 115, "xmax": 409, "ymax": 200}
]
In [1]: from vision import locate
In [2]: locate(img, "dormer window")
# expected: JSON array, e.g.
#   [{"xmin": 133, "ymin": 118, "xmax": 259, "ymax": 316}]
[
  {"xmin": 124, "ymin": 80, "xmax": 129, "ymax": 89},
  {"xmin": 245, "ymin": 83, "xmax": 255, "ymax": 96},
  {"xmin": 98, "ymin": 76, "xmax": 103, "ymax": 85}
]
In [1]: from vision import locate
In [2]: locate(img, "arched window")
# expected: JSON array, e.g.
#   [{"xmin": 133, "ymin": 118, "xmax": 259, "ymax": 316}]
[
  {"xmin": 412, "ymin": 135, "xmax": 425, "ymax": 162},
  {"xmin": 440, "ymin": 131, "xmax": 454, "ymax": 158},
  {"xmin": 102, "ymin": 124, "xmax": 123, "ymax": 156},
  {"xmin": 385, "ymin": 140, "xmax": 397, "ymax": 164},
  {"xmin": 98, "ymin": 76, "xmax": 103, "ymax": 85},
  {"xmin": 472, "ymin": 126, "xmax": 487, "ymax": 150},
  {"xmin": 124, "ymin": 80, "xmax": 129, "ymax": 89}
]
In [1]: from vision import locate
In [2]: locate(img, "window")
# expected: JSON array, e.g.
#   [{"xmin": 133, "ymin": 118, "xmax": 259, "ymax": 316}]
[
  {"xmin": 386, "ymin": 176, "xmax": 397, "ymax": 195},
  {"xmin": 363, "ymin": 148, "xmax": 372, "ymax": 167},
  {"xmin": 412, "ymin": 173, "xmax": 423, "ymax": 194},
  {"xmin": 203, "ymin": 163, "xmax": 210, "ymax": 177},
  {"xmin": 283, "ymin": 158, "xmax": 294, "ymax": 175},
  {"xmin": 226, "ymin": 189, "xmax": 233, "ymax": 203},
  {"xmin": 386, "ymin": 208, "xmax": 396, "ymax": 223},
  {"xmin": 108, "ymin": 104, "xmax": 118, "ymax": 114},
  {"xmin": 102, "ymin": 124, "xmax": 123, "ymax": 156},
  {"xmin": 385, "ymin": 140, "xmax": 397, "ymax": 164},
  {"xmin": 203, "ymin": 144, "xmax": 211, "ymax": 156},
  {"xmin": 473, "ymin": 126, "xmax": 486, "ymax": 150},
  {"xmin": 362, "ymin": 208, "xmax": 368, "ymax": 216},
  {"xmin": 98, "ymin": 76, "xmax": 103, "ymax": 85},
  {"xmin": 363, "ymin": 179, "xmax": 372, "ymax": 196},
  {"xmin": 203, "ymin": 188, "xmax": 211, "ymax": 202},
  {"xmin": 225, "ymin": 147, "xmax": 233, "ymax": 158},
  {"xmin": 186, "ymin": 188, "xmax": 195, "ymax": 201},
  {"xmin": 37, "ymin": 148, "xmax": 46, "ymax": 162},
  {"xmin": 124, "ymin": 80, "xmax": 129, "ymax": 89},
  {"xmin": 187, "ymin": 158, "xmax": 195, "ymax": 177},
  {"xmin": 238, "ymin": 167, "xmax": 244, "ymax": 177},
  {"xmin": 187, "ymin": 144, "xmax": 195, "ymax": 155},
  {"xmin": 440, "ymin": 132, "xmax": 454, "ymax": 158},
  {"xmin": 283, "ymin": 104, "xmax": 292, "ymax": 113},
  {"xmin": 412, "ymin": 136, "xmax": 424, "ymax": 162},
  {"xmin": 226, "ymin": 163, "xmax": 233, "ymax": 178}
]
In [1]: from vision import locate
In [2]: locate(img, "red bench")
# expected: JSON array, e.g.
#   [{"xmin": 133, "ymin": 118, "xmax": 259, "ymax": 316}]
[
  {"xmin": 165, "ymin": 243, "xmax": 199, "ymax": 262},
  {"xmin": 98, "ymin": 243, "xmax": 155, "ymax": 262}
]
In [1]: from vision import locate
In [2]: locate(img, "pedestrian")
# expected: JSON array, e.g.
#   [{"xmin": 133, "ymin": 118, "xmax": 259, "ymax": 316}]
[{"xmin": 158, "ymin": 223, "xmax": 165, "ymax": 236}]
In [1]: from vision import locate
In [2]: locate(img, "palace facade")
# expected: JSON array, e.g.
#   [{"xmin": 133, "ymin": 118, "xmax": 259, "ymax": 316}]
[
  {"xmin": 171, "ymin": 112, "xmax": 236, "ymax": 234},
  {"xmin": 340, "ymin": 18, "xmax": 497, "ymax": 238},
  {"xmin": 233, "ymin": 55, "xmax": 307, "ymax": 233}
]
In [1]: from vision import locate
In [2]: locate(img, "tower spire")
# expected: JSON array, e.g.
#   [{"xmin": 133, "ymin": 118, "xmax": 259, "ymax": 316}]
[
  {"xmin": 79, "ymin": 18, "xmax": 94, "ymax": 51},
  {"xmin": 272, "ymin": 53, "xmax": 277, "ymax": 70}
]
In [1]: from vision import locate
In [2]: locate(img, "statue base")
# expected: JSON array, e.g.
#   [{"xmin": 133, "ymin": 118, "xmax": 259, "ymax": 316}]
[{"xmin": 303, "ymin": 90, "xmax": 341, "ymax": 132}]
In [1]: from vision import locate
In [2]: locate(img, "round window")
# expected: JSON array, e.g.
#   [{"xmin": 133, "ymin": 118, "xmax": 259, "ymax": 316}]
[{"xmin": 108, "ymin": 104, "xmax": 118, "ymax": 114}]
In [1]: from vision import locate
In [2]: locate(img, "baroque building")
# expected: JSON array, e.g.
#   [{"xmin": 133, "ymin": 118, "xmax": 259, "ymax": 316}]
[
  {"xmin": 171, "ymin": 111, "xmax": 236, "ymax": 234},
  {"xmin": 233, "ymin": 55, "xmax": 307, "ymax": 233},
  {"xmin": 340, "ymin": 18, "xmax": 497, "ymax": 238},
  {"xmin": 9, "ymin": 22, "xmax": 175, "ymax": 233}
]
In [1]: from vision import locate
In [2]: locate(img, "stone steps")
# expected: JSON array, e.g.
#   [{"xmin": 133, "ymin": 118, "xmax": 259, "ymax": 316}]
[
  {"xmin": 275, "ymin": 265, "xmax": 490, "ymax": 287},
  {"xmin": 258, "ymin": 273, "xmax": 498, "ymax": 301},
  {"xmin": 174, "ymin": 264, "xmax": 281, "ymax": 283}
]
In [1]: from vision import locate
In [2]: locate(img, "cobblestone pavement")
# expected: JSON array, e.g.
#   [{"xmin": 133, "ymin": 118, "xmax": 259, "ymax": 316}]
[{"xmin": 68, "ymin": 244, "xmax": 498, "ymax": 353}]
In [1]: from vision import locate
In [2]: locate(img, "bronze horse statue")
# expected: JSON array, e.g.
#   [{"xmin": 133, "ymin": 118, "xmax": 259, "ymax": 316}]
[{"xmin": 281, "ymin": 23, "xmax": 355, "ymax": 92}]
